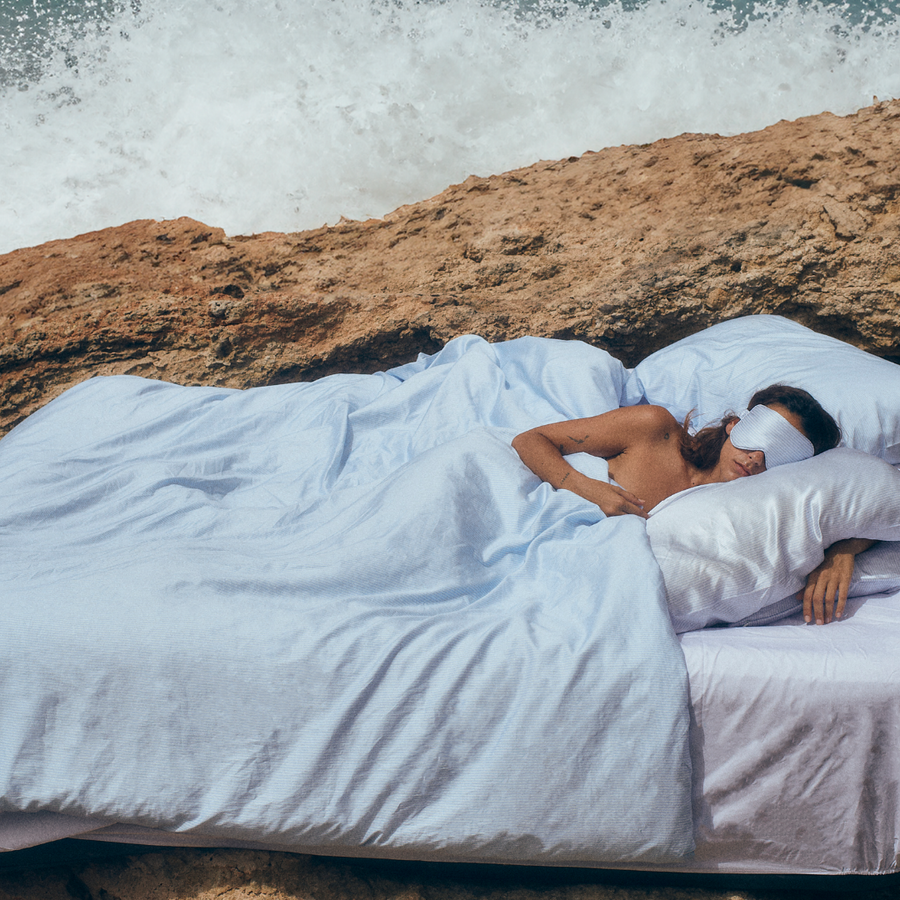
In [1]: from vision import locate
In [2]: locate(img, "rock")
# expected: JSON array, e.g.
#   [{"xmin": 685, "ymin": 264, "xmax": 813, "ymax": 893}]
[{"xmin": 2, "ymin": 100, "xmax": 900, "ymax": 436}]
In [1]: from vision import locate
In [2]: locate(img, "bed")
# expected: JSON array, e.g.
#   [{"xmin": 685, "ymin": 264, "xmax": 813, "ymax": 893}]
[{"xmin": 1, "ymin": 316, "xmax": 899, "ymax": 876}]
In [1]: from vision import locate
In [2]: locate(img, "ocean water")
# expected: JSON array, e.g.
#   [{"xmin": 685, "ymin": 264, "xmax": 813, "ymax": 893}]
[{"xmin": 1, "ymin": 0, "xmax": 898, "ymax": 255}]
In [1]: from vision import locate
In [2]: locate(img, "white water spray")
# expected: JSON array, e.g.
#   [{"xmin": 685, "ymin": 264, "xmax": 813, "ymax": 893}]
[{"xmin": 1, "ymin": 0, "xmax": 898, "ymax": 253}]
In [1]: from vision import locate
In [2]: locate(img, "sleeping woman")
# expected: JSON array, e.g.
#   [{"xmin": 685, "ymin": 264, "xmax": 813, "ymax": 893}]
[{"xmin": 512, "ymin": 384, "xmax": 871, "ymax": 626}]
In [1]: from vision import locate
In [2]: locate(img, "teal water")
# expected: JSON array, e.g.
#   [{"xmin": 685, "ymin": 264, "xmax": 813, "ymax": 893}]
[{"xmin": 1, "ymin": 0, "xmax": 898, "ymax": 252}]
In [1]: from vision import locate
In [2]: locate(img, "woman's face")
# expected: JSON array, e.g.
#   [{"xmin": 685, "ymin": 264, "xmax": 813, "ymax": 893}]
[{"xmin": 716, "ymin": 403, "xmax": 806, "ymax": 481}]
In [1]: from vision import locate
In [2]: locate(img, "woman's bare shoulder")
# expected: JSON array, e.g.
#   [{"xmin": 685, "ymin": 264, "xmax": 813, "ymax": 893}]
[{"xmin": 617, "ymin": 404, "xmax": 681, "ymax": 438}]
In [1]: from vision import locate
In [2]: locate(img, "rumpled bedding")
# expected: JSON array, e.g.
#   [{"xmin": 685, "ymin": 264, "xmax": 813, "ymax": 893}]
[{"xmin": 0, "ymin": 335, "xmax": 692, "ymax": 865}]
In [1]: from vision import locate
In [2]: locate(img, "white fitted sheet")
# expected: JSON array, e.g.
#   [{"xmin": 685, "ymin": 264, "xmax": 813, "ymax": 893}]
[
  {"xmin": 681, "ymin": 588, "xmax": 900, "ymax": 875},
  {"xmin": 3, "ymin": 587, "xmax": 898, "ymax": 875}
]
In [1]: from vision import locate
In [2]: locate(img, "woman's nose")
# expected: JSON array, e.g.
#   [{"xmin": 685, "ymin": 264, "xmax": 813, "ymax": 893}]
[{"xmin": 747, "ymin": 449, "xmax": 766, "ymax": 470}]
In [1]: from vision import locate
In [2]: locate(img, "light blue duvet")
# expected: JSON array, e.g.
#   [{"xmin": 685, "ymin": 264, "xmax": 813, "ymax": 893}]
[{"xmin": 0, "ymin": 336, "xmax": 692, "ymax": 864}]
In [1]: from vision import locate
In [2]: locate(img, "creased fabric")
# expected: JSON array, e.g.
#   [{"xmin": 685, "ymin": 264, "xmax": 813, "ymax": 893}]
[{"xmin": 0, "ymin": 335, "xmax": 691, "ymax": 864}]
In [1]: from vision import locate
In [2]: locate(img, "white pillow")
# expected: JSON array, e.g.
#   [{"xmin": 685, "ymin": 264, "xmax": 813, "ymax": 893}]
[
  {"xmin": 850, "ymin": 539, "xmax": 900, "ymax": 596},
  {"xmin": 645, "ymin": 448, "xmax": 900, "ymax": 633},
  {"xmin": 626, "ymin": 315, "xmax": 900, "ymax": 464}
]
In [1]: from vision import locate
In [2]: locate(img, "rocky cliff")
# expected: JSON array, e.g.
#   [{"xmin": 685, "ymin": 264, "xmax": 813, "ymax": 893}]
[{"xmin": 2, "ymin": 100, "xmax": 900, "ymax": 437}]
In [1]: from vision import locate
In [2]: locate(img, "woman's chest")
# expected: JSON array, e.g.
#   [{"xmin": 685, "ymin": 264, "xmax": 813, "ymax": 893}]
[{"xmin": 606, "ymin": 444, "xmax": 691, "ymax": 511}]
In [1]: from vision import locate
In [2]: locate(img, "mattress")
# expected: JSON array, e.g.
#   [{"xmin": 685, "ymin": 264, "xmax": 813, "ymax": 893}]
[
  {"xmin": 3, "ymin": 586, "xmax": 898, "ymax": 875},
  {"xmin": 681, "ymin": 588, "xmax": 900, "ymax": 875}
]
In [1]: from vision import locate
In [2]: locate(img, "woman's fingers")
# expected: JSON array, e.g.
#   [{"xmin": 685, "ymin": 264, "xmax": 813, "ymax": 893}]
[
  {"xmin": 610, "ymin": 484, "xmax": 647, "ymax": 519},
  {"xmin": 800, "ymin": 551, "xmax": 855, "ymax": 624},
  {"xmin": 801, "ymin": 566, "xmax": 831, "ymax": 625},
  {"xmin": 835, "ymin": 578, "xmax": 849, "ymax": 621},
  {"xmin": 616, "ymin": 486, "xmax": 646, "ymax": 512},
  {"xmin": 801, "ymin": 576, "xmax": 821, "ymax": 625},
  {"xmin": 820, "ymin": 576, "xmax": 839, "ymax": 624},
  {"xmin": 617, "ymin": 499, "xmax": 648, "ymax": 518},
  {"xmin": 604, "ymin": 485, "xmax": 647, "ymax": 519}
]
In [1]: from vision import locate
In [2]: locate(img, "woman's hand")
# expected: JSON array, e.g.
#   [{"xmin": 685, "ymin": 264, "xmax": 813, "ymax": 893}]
[
  {"xmin": 799, "ymin": 538, "xmax": 876, "ymax": 625},
  {"xmin": 577, "ymin": 478, "xmax": 647, "ymax": 519}
]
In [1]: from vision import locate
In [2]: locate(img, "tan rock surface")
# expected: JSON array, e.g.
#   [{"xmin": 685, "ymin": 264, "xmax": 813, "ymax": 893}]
[{"xmin": 2, "ymin": 100, "xmax": 900, "ymax": 436}]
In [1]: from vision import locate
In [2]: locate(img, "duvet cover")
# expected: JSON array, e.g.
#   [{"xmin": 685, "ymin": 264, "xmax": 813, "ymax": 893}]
[{"xmin": 0, "ymin": 335, "xmax": 693, "ymax": 865}]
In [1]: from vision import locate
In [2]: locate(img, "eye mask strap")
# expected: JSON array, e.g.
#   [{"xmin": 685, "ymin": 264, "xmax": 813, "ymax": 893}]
[{"xmin": 730, "ymin": 404, "xmax": 814, "ymax": 468}]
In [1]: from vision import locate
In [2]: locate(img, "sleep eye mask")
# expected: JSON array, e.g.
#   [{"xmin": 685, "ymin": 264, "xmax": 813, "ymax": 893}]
[{"xmin": 730, "ymin": 404, "xmax": 814, "ymax": 469}]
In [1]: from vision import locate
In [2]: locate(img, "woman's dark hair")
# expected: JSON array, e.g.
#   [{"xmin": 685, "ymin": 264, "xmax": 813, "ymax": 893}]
[
  {"xmin": 680, "ymin": 384, "xmax": 841, "ymax": 471},
  {"xmin": 746, "ymin": 384, "xmax": 841, "ymax": 454}
]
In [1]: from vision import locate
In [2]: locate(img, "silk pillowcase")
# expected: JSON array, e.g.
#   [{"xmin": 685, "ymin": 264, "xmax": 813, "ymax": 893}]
[
  {"xmin": 626, "ymin": 315, "xmax": 900, "ymax": 464},
  {"xmin": 645, "ymin": 448, "xmax": 900, "ymax": 633}
]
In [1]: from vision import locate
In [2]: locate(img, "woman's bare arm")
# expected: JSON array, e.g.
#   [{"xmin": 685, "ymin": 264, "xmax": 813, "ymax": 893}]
[
  {"xmin": 512, "ymin": 406, "xmax": 675, "ymax": 518},
  {"xmin": 800, "ymin": 537, "xmax": 877, "ymax": 624}
]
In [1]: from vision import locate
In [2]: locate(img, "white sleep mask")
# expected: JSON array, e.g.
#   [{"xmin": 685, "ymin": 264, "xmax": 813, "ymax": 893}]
[{"xmin": 730, "ymin": 404, "xmax": 814, "ymax": 469}]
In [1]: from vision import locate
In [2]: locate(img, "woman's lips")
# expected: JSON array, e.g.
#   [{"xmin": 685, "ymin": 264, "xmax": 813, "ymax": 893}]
[{"xmin": 735, "ymin": 461, "xmax": 752, "ymax": 477}]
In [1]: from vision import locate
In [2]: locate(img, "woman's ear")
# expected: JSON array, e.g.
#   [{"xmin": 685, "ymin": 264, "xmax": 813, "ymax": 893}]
[{"xmin": 725, "ymin": 417, "xmax": 738, "ymax": 436}]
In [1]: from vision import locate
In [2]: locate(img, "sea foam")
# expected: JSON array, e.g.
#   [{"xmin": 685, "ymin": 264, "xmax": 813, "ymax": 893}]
[{"xmin": 1, "ymin": 0, "xmax": 898, "ymax": 254}]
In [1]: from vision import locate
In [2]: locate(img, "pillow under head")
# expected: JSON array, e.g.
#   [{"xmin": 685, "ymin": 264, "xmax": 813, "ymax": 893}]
[
  {"xmin": 626, "ymin": 315, "xmax": 900, "ymax": 464},
  {"xmin": 645, "ymin": 448, "xmax": 900, "ymax": 633}
]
